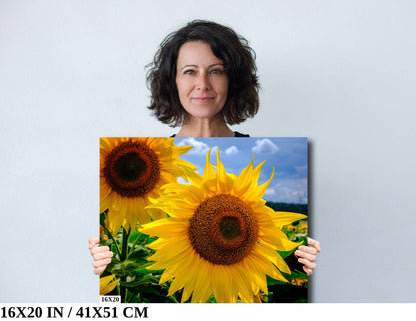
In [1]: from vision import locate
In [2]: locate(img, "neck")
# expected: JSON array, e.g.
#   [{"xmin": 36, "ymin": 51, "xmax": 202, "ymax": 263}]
[{"xmin": 176, "ymin": 116, "xmax": 234, "ymax": 137}]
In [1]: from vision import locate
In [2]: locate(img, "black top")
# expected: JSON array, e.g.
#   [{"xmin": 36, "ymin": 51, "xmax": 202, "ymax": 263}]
[
  {"xmin": 234, "ymin": 131, "xmax": 250, "ymax": 137},
  {"xmin": 171, "ymin": 131, "xmax": 249, "ymax": 138}
]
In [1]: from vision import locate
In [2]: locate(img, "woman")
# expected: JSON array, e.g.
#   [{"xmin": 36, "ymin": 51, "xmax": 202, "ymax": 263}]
[{"xmin": 90, "ymin": 20, "xmax": 320, "ymax": 278}]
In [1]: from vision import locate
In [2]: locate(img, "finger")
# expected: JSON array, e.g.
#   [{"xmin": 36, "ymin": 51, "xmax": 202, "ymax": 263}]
[
  {"xmin": 308, "ymin": 237, "xmax": 321, "ymax": 252},
  {"xmin": 298, "ymin": 245, "xmax": 317, "ymax": 256},
  {"xmin": 303, "ymin": 266, "xmax": 313, "ymax": 276},
  {"xmin": 295, "ymin": 249, "xmax": 316, "ymax": 262},
  {"xmin": 298, "ymin": 257, "xmax": 317, "ymax": 270},
  {"xmin": 93, "ymin": 250, "xmax": 114, "ymax": 261},
  {"xmin": 94, "ymin": 266, "xmax": 107, "ymax": 275},
  {"xmin": 89, "ymin": 237, "xmax": 100, "ymax": 250},
  {"xmin": 91, "ymin": 246, "xmax": 110, "ymax": 256},
  {"xmin": 92, "ymin": 257, "xmax": 112, "ymax": 269}
]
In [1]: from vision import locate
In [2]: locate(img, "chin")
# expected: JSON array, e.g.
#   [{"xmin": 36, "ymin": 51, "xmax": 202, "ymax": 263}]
[{"xmin": 185, "ymin": 107, "xmax": 223, "ymax": 121}]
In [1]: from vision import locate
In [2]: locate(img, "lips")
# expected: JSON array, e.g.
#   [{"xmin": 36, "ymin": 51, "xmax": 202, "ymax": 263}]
[{"xmin": 193, "ymin": 97, "xmax": 214, "ymax": 102}]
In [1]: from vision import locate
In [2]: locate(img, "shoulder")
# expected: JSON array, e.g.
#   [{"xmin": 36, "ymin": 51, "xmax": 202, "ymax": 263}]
[{"xmin": 234, "ymin": 131, "xmax": 250, "ymax": 137}]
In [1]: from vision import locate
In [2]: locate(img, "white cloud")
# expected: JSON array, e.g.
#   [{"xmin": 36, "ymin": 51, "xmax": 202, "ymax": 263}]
[
  {"xmin": 176, "ymin": 138, "xmax": 218, "ymax": 155},
  {"xmin": 264, "ymin": 187, "xmax": 276, "ymax": 196},
  {"xmin": 252, "ymin": 139, "xmax": 279, "ymax": 154},
  {"xmin": 267, "ymin": 179, "xmax": 308, "ymax": 203},
  {"xmin": 225, "ymin": 145, "xmax": 238, "ymax": 155}
]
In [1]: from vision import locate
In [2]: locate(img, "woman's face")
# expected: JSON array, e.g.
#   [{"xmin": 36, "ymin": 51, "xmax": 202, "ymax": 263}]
[{"xmin": 175, "ymin": 41, "xmax": 229, "ymax": 122}]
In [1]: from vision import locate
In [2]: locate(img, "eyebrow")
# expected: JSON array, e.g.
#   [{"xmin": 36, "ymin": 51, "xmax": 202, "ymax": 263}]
[{"xmin": 179, "ymin": 63, "xmax": 225, "ymax": 71}]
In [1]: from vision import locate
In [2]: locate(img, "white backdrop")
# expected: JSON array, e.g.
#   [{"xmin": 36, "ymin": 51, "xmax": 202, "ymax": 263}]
[{"xmin": 1, "ymin": 0, "xmax": 415, "ymax": 303}]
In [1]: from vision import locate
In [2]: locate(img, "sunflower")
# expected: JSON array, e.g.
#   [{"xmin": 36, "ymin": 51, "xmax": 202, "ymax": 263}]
[
  {"xmin": 100, "ymin": 137, "xmax": 198, "ymax": 234},
  {"xmin": 290, "ymin": 277, "xmax": 308, "ymax": 287},
  {"xmin": 139, "ymin": 150, "xmax": 307, "ymax": 303}
]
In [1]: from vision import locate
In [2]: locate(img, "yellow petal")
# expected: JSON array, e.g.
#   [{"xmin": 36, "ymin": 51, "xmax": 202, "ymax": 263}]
[
  {"xmin": 259, "ymin": 228, "xmax": 302, "ymax": 251},
  {"xmin": 253, "ymin": 243, "xmax": 291, "ymax": 274},
  {"xmin": 202, "ymin": 149, "xmax": 217, "ymax": 184},
  {"xmin": 100, "ymin": 275, "xmax": 120, "ymax": 295},
  {"xmin": 190, "ymin": 258, "xmax": 213, "ymax": 303},
  {"xmin": 139, "ymin": 218, "xmax": 188, "ymax": 239},
  {"xmin": 272, "ymin": 211, "xmax": 308, "ymax": 228}
]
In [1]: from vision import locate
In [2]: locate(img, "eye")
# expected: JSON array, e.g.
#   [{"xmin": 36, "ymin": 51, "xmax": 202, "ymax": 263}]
[
  {"xmin": 210, "ymin": 69, "xmax": 225, "ymax": 75},
  {"xmin": 184, "ymin": 69, "xmax": 196, "ymax": 75}
]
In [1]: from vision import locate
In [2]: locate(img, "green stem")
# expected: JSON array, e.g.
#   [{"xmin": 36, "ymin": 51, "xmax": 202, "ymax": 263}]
[
  {"xmin": 121, "ymin": 227, "xmax": 130, "ymax": 260},
  {"xmin": 102, "ymin": 225, "xmax": 122, "ymax": 259},
  {"xmin": 127, "ymin": 291, "xmax": 137, "ymax": 303},
  {"xmin": 170, "ymin": 295, "xmax": 179, "ymax": 303},
  {"xmin": 119, "ymin": 227, "xmax": 131, "ymax": 303},
  {"xmin": 128, "ymin": 232, "xmax": 142, "ymax": 256}
]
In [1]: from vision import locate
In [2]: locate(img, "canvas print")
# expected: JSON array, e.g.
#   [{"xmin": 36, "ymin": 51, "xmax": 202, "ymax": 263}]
[{"xmin": 99, "ymin": 137, "xmax": 308, "ymax": 303}]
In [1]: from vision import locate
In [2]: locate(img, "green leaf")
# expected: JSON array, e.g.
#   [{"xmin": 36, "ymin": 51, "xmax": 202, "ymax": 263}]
[
  {"xmin": 128, "ymin": 247, "xmax": 151, "ymax": 260},
  {"xmin": 266, "ymin": 278, "xmax": 287, "ymax": 287},
  {"xmin": 133, "ymin": 286, "xmax": 177, "ymax": 303},
  {"xmin": 110, "ymin": 260, "xmax": 153, "ymax": 277},
  {"xmin": 128, "ymin": 230, "xmax": 142, "ymax": 242},
  {"xmin": 282, "ymin": 270, "xmax": 308, "ymax": 281},
  {"xmin": 135, "ymin": 268, "xmax": 164, "ymax": 275},
  {"xmin": 277, "ymin": 249, "xmax": 295, "ymax": 259},
  {"xmin": 100, "ymin": 239, "xmax": 113, "ymax": 247},
  {"xmin": 100, "ymin": 211, "xmax": 108, "ymax": 227},
  {"xmin": 119, "ymin": 274, "xmax": 158, "ymax": 288}
]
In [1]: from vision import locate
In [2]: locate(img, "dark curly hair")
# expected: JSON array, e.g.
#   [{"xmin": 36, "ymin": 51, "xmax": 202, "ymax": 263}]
[{"xmin": 146, "ymin": 20, "xmax": 260, "ymax": 127}]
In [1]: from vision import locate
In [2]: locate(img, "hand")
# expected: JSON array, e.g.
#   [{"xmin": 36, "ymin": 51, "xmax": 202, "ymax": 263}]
[
  {"xmin": 295, "ymin": 237, "xmax": 321, "ymax": 276},
  {"xmin": 89, "ymin": 237, "xmax": 113, "ymax": 275}
]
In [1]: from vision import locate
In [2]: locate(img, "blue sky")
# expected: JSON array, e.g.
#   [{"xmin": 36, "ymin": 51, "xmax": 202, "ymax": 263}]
[{"xmin": 174, "ymin": 137, "xmax": 308, "ymax": 204}]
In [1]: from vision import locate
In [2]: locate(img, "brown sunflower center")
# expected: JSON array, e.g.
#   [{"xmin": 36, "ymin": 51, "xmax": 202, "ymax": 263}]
[
  {"xmin": 219, "ymin": 216, "xmax": 241, "ymax": 241},
  {"xmin": 103, "ymin": 140, "xmax": 160, "ymax": 198},
  {"xmin": 189, "ymin": 194, "xmax": 258, "ymax": 265}
]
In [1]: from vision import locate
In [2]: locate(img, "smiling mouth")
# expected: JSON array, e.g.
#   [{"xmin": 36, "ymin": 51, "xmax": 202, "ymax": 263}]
[{"xmin": 193, "ymin": 97, "xmax": 214, "ymax": 102}]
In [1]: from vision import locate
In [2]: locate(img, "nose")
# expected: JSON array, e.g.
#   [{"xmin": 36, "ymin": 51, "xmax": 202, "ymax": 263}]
[{"xmin": 196, "ymin": 72, "xmax": 210, "ymax": 90}]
